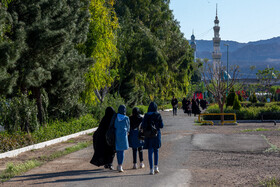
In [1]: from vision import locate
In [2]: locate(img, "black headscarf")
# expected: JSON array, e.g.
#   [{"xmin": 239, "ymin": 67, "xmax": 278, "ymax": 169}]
[
  {"xmin": 148, "ymin": 102, "xmax": 157, "ymax": 112},
  {"xmin": 118, "ymin": 105, "xmax": 126, "ymax": 115},
  {"xmin": 129, "ymin": 107, "xmax": 143, "ymax": 130}
]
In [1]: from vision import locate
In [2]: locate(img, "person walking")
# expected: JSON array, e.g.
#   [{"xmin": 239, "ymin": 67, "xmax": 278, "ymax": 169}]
[
  {"xmin": 192, "ymin": 98, "xmax": 201, "ymax": 116},
  {"xmin": 128, "ymin": 107, "xmax": 145, "ymax": 169},
  {"xmin": 142, "ymin": 102, "xmax": 164, "ymax": 175},
  {"xmin": 114, "ymin": 105, "xmax": 130, "ymax": 172},
  {"xmin": 171, "ymin": 96, "xmax": 178, "ymax": 116},
  {"xmin": 186, "ymin": 99, "xmax": 192, "ymax": 116},
  {"xmin": 182, "ymin": 97, "xmax": 187, "ymax": 113},
  {"xmin": 90, "ymin": 107, "xmax": 116, "ymax": 170}
]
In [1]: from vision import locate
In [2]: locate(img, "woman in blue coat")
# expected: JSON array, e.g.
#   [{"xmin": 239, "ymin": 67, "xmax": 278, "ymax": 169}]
[
  {"xmin": 128, "ymin": 107, "xmax": 144, "ymax": 169},
  {"xmin": 114, "ymin": 105, "xmax": 130, "ymax": 172},
  {"xmin": 142, "ymin": 102, "xmax": 164, "ymax": 175}
]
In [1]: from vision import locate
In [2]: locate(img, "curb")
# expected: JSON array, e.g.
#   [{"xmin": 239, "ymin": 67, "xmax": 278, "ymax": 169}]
[{"xmin": 0, "ymin": 127, "xmax": 97, "ymax": 159}]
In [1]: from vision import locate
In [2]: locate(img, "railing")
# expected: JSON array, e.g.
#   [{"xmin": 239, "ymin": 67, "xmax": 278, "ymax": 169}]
[{"xmin": 198, "ymin": 113, "xmax": 237, "ymax": 125}]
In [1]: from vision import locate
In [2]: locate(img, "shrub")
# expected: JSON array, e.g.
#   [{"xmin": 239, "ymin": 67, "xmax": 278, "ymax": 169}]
[
  {"xmin": 252, "ymin": 92, "xmax": 257, "ymax": 103},
  {"xmin": 233, "ymin": 95, "xmax": 241, "ymax": 110},
  {"xmin": 0, "ymin": 95, "xmax": 39, "ymax": 133},
  {"xmin": 238, "ymin": 94, "xmax": 243, "ymax": 102},
  {"xmin": 0, "ymin": 114, "xmax": 98, "ymax": 153},
  {"xmin": 226, "ymin": 88, "xmax": 236, "ymax": 107}
]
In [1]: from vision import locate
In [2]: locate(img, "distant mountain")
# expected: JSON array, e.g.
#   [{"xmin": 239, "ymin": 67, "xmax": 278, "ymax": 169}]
[{"xmin": 193, "ymin": 36, "xmax": 280, "ymax": 78}]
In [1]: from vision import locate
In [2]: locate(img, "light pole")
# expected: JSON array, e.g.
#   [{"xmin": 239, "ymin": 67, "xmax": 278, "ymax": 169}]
[{"xmin": 224, "ymin": 44, "xmax": 229, "ymax": 96}]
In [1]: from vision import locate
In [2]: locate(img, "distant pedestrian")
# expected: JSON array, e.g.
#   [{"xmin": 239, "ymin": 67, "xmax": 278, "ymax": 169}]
[
  {"xmin": 192, "ymin": 98, "xmax": 201, "ymax": 116},
  {"xmin": 90, "ymin": 107, "xmax": 116, "ymax": 170},
  {"xmin": 128, "ymin": 107, "xmax": 145, "ymax": 169},
  {"xmin": 114, "ymin": 105, "xmax": 130, "ymax": 172},
  {"xmin": 187, "ymin": 99, "xmax": 192, "ymax": 116},
  {"xmin": 142, "ymin": 102, "xmax": 164, "ymax": 175},
  {"xmin": 182, "ymin": 97, "xmax": 187, "ymax": 113},
  {"xmin": 171, "ymin": 96, "xmax": 178, "ymax": 116}
]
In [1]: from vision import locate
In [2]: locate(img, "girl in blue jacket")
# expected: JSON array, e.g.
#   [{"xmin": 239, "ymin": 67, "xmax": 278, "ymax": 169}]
[
  {"xmin": 114, "ymin": 105, "xmax": 130, "ymax": 172},
  {"xmin": 142, "ymin": 102, "xmax": 164, "ymax": 175}
]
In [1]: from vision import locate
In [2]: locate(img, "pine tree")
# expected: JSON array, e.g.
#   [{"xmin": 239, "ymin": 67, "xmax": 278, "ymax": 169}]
[
  {"xmin": 226, "ymin": 88, "xmax": 236, "ymax": 107},
  {"xmin": 6, "ymin": 0, "xmax": 90, "ymax": 122},
  {"xmin": 233, "ymin": 95, "xmax": 241, "ymax": 110}
]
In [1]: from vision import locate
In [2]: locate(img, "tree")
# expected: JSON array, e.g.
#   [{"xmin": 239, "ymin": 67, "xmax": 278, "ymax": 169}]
[
  {"xmin": 256, "ymin": 67, "xmax": 280, "ymax": 99},
  {"xmin": 201, "ymin": 60, "xmax": 240, "ymax": 123},
  {"xmin": 114, "ymin": 0, "xmax": 193, "ymax": 105},
  {"xmin": 226, "ymin": 88, "xmax": 236, "ymax": 107},
  {"xmin": 233, "ymin": 95, "xmax": 241, "ymax": 110},
  {"xmin": 3, "ymin": 0, "xmax": 90, "ymax": 122},
  {"xmin": 79, "ymin": 0, "xmax": 119, "ymax": 104}
]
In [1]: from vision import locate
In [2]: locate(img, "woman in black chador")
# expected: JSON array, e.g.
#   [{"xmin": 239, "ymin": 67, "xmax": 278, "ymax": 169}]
[
  {"xmin": 90, "ymin": 107, "xmax": 116, "ymax": 170},
  {"xmin": 192, "ymin": 98, "xmax": 201, "ymax": 116}
]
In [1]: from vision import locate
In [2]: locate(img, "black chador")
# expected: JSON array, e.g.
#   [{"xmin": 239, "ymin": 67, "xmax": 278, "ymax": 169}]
[{"xmin": 90, "ymin": 107, "xmax": 116, "ymax": 167}]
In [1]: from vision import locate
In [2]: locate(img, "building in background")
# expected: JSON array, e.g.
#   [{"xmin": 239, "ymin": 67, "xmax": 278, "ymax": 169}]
[
  {"xmin": 190, "ymin": 30, "xmax": 197, "ymax": 62},
  {"xmin": 212, "ymin": 5, "xmax": 222, "ymax": 76}
]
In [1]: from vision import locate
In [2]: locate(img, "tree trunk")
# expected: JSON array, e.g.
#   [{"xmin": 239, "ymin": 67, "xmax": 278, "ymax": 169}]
[
  {"xmin": 33, "ymin": 87, "xmax": 44, "ymax": 124},
  {"xmin": 219, "ymin": 102, "xmax": 224, "ymax": 123}
]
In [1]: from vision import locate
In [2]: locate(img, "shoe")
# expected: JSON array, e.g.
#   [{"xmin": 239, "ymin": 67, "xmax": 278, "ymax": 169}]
[
  {"xmin": 150, "ymin": 169, "xmax": 154, "ymax": 175},
  {"xmin": 117, "ymin": 165, "xmax": 124, "ymax": 172},
  {"xmin": 133, "ymin": 163, "xmax": 137, "ymax": 169},
  {"xmin": 154, "ymin": 166, "xmax": 159, "ymax": 174},
  {"xmin": 140, "ymin": 162, "xmax": 145, "ymax": 169},
  {"xmin": 109, "ymin": 165, "xmax": 114, "ymax": 170}
]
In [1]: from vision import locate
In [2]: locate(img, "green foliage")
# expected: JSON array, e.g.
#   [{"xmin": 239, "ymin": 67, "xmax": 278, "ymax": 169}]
[
  {"xmin": 0, "ymin": 95, "xmax": 39, "ymax": 133},
  {"xmin": 204, "ymin": 103, "xmax": 280, "ymax": 120},
  {"xmin": 88, "ymin": 94, "xmax": 126, "ymax": 122},
  {"xmin": 80, "ymin": 0, "xmax": 119, "ymax": 104},
  {"xmin": 233, "ymin": 95, "xmax": 241, "ymax": 110},
  {"xmin": 114, "ymin": 0, "xmax": 193, "ymax": 105},
  {"xmin": 259, "ymin": 177, "xmax": 280, "ymax": 187},
  {"xmin": 135, "ymin": 105, "xmax": 148, "ymax": 114},
  {"xmin": 0, "ymin": 114, "xmax": 97, "ymax": 153},
  {"xmin": 250, "ymin": 92, "xmax": 258, "ymax": 103},
  {"xmin": 1, "ymin": 0, "xmax": 91, "ymax": 122},
  {"xmin": 226, "ymin": 88, "xmax": 236, "ymax": 107},
  {"xmin": 238, "ymin": 94, "xmax": 243, "ymax": 101}
]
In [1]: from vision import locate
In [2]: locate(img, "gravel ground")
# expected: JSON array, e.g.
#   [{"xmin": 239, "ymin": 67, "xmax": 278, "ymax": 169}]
[{"xmin": 189, "ymin": 122, "xmax": 280, "ymax": 186}]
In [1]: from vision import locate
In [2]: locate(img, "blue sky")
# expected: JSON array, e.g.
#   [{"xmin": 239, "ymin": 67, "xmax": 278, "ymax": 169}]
[{"xmin": 169, "ymin": 0, "xmax": 280, "ymax": 43}]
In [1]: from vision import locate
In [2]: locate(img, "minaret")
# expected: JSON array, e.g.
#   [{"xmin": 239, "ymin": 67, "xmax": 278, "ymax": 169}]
[
  {"xmin": 212, "ymin": 4, "xmax": 222, "ymax": 75},
  {"xmin": 190, "ymin": 30, "xmax": 197, "ymax": 62}
]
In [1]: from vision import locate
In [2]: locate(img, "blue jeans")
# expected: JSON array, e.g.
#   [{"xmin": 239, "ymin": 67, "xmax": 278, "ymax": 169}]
[
  {"xmin": 148, "ymin": 148, "xmax": 159, "ymax": 169},
  {"xmin": 117, "ymin": 151, "xmax": 124, "ymax": 165}
]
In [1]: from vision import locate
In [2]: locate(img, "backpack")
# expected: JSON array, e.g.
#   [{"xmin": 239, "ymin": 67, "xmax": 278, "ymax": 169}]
[
  {"xmin": 142, "ymin": 113, "xmax": 158, "ymax": 138},
  {"xmin": 106, "ymin": 114, "xmax": 117, "ymax": 147}
]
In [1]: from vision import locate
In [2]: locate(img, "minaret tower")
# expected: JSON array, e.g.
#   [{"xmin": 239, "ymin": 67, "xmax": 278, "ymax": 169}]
[
  {"xmin": 212, "ymin": 4, "xmax": 222, "ymax": 75},
  {"xmin": 190, "ymin": 30, "xmax": 197, "ymax": 62}
]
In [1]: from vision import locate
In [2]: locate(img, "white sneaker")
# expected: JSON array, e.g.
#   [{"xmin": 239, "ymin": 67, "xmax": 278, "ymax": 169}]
[
  {"xmin": 117, "ymin": 165, "xmax": 124, "ymax": 172},
  {"xmin": 154, "ymin": 166, "xmax": 159, "ymax": 174},
  {"xmin": 133, "ymin": 163, "xmax": 137, "ymax": 169},
  {"xmin": 140, "ymin": 162, "xmax": 145, "ymax": 169},
  {"xmin": 150, "ymin": 169, "xmax": 154, "ymax": 175}
]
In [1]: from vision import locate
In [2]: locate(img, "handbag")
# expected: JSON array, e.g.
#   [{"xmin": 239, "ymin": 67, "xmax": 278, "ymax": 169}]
[{"xmin": 142, "ymin": 114, "xmax": 158, "ymax": 138}]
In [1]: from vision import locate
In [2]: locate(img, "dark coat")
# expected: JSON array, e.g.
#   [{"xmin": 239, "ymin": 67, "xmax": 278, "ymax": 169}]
[
  {"xmin": 192, "ymin": 99, "xmax": 201, "ymax": 115},
  {"xmin": 142, "ymin": 102, "xmax": 164, "ymax": 149},
  {"xmin": 90, "ymin": 107, "xmax": 116, "ymax": 167},
  {"xmin": 128, "ymin": 107, "xmax": 144, "ymax": 148}
]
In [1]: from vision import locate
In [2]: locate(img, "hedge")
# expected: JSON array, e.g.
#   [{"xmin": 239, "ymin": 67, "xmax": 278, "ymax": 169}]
[
  {"xmin": 0, "ymin": 114, "xmax": 98, "ymax": 153},
  {"xmin": 204, "ymin": 103, "xmax": 280, "ymax": 120}
]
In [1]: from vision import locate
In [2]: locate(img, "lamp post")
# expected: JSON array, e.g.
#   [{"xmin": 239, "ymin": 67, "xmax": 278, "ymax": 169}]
[{"xmin": 224, "ymin": 44, "xmax": 229, "ymax": 96}]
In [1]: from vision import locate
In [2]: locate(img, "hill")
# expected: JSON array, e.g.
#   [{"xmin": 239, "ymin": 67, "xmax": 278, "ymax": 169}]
[{"xmin": 194, "ymin": 37, "xmax": 280, "ymax": 78}]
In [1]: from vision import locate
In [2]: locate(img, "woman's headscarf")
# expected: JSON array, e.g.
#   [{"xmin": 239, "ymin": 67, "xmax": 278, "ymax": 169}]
[
  {"xmin": 130, "ymin": 107, "xmax": 142, "ymax": 129},
  {"xmin": 118, "ymin": 105, "xmax": 126, "ymax": 115},
  {"xmin": 148, "ymin": 102, "xmax": 157, "ymax": 113}
]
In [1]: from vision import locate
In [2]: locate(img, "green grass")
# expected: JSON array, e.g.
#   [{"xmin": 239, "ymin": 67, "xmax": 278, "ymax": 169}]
[
  {"xmin": 262, "ymin": 135, "xmax": 280, "ymax": 153},
  {"xmin": 259, "ymin": 177, "xmax": 280, "ymax": 187},
  {"xmin": 241, "ymin": 128, "xmax": 272, "ymax": 132},
  {"xmin": 0, "ymin": 141, "xmax": 92, "ymax": 182}
]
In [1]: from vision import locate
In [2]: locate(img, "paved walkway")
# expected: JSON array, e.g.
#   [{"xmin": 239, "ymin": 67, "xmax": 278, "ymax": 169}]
[{"xmin": 1, "ymin": 110, "xmax": 270, "ymax": 187}]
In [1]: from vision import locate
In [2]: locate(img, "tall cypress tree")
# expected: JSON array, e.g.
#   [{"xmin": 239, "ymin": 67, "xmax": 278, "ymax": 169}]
[{"xmin": 4, "ymin": 0, "xmax": 90, "ymax": 122}]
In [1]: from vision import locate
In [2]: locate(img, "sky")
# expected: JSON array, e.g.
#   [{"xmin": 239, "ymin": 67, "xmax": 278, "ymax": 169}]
[{"xmin": 169, "ymin": 0, "xmax": 280, "ymax": 43}]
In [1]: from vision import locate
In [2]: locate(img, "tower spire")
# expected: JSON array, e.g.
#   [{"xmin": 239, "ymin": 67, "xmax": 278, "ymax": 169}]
[{"xmin": 216, "ymin": 3, "xmax": 218, "ymax": 16}]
